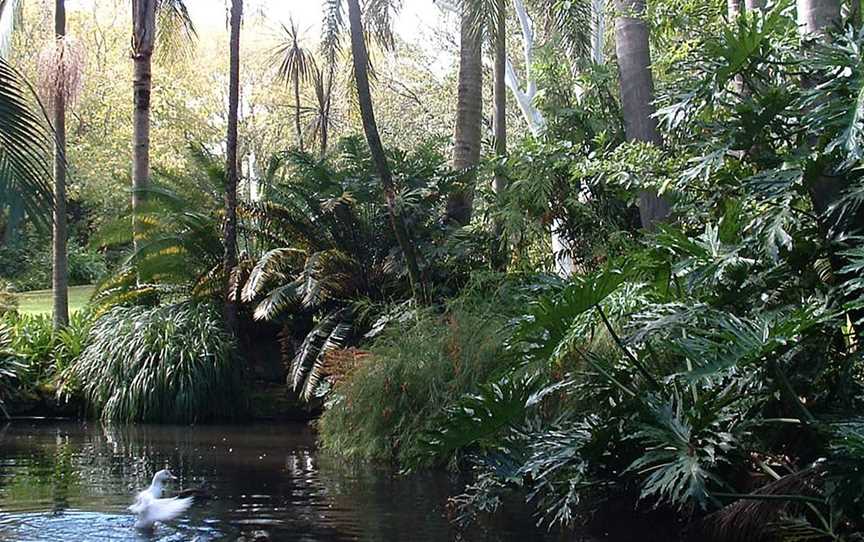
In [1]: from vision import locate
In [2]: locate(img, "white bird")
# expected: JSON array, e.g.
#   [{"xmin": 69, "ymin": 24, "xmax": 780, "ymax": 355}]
[{"xmin": 129, "ymin": 469, "xmax": 193, "ymax": 530}]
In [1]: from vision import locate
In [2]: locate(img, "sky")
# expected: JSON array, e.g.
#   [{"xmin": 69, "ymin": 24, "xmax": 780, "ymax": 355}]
[{"xmin": 183, "ymin": 0, "xmax": 444, "ymax": 43}]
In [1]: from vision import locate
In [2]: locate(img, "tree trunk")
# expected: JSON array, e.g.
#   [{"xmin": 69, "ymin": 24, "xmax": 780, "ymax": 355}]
[
  {"xmin": 294, "ymin": 68, "xmax": 303, "ymax": 151},
  {"xmin": 446, "ymin": 12, "xmax": 483, "ymax": 226},
  {"xmin": 131, "ymin": 0, "xmax": 155, "ymax": 257},
  {"xmin": 223, "ymin": 0, "xmax": 242, "ymax": 334},
  {"xmin": 320, "ymin": 67, "xmax": 333, "ymax": 158},
  {"xmin": 347, "ymin": 0, "xmax": 425, "ymax": 302},
  {"xmin": 492, "ymin": 0, "xmax": 508, "ymax": 269},
  {"xmin": 493, "ymin": 0, "xmax": 507, "ymax": 196},
  {"xmin": 797, "ymin": 0, "xmax": 840, "ymax": 34},
  {"xmin": 52, "ymin": 0, "xmax": 68, "ymax": 330},
  {"xmin": 798, "ymin": 0, "xmax": 841, "ymax": 216},
  {"xmin": 728, "ymin": 0, "xmax": 747, "ymax": 96},
  {"xmin": 613, "ymin": 0, "xmax": 670, "ymax": 230},
  {"xmin": 727, "ymin": 0, "xmax": 741, "ymax": 19},
  {"xmin": 745, "ymin": 0, "xmax": 765, "ymax": 10}
]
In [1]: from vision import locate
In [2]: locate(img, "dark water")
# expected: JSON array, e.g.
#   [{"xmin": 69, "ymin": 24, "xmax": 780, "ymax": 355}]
[{"xmin": 0, "ymin": 421, "xmax": 566, "ymax": 542}]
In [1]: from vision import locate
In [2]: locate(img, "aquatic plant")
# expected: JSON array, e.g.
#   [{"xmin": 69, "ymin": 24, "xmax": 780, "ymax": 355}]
[
  {"xmin": 68, "ymin": 302, "xmax": 240, "ymax": 423},
  {"xmin": 318, "ymin": 282, "xmax": 522, "ymax": 465}
]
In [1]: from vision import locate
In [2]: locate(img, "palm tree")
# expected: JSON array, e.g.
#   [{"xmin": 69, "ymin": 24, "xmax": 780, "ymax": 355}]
[
  {"xmin": 274, "ymin": 19, "xmax": 312, "ymax": 152},
  {"xmin": 492, "ymin": 0, "xmax": 506, "ymax": 197},
  {"xmin": 1, "ymin": 0, "xmax": 77, "ymax": 327},
  {"xmin": 613, "ymin": 0, "xmax": 669, "ymax": 229},
  {"xmin": 51, "ymin": 0, "xmax": 68, "ymax": 329},
  {"xmin": 131, "ymin": 0, "xmax": 194, "ymax": 255},
  {"xmin": 798, "ymin": 0, "xmax": 840, "ymax": 218},
  {"xmin": 446, "ymin": 9, "xmax": 484, "ymax": 226},
  {"xmin": 307, "ymin": 59, "xmax": 334, "ymax": 158},
  {"xmin": 322, "ymin": 0, "xmax": 427, "ymax": 301},
  {"xmin": 224, "ymin": 0, "xmax": 242, "ymax": 334},
  {"xmin": 797, "ymin": 0, "xmax": 839, "ymax": 36},
  {"xmin": 727, "ymin": 0, "xmax": 741, "ymax": 19}
]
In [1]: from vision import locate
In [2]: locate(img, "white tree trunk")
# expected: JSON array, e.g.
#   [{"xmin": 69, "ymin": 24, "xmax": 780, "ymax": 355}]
[
  {"xmin": 590, "ymin": 0, "xmax": 606, "ymax": 65},
  {"xmin": 509, "ymin": 0, "xmax": 579, "ymax": 277},
  {"xmin": 506, "ymin": 0, "xmax": 546, "ymax": 135},
  {"xmin": 0, "ymin": 0, "xmax": 17, "ymax": 58}
]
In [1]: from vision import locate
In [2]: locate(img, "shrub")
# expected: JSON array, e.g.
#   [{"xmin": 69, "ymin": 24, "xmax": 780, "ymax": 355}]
[
  {"xmin": 317, "ymin": 283, "xmax": 521, "ymax": 465},
  {"xmin": 68, "ymin": 302, "xmax": 241, "ymax": 423},
  {"xmin": 0, "ymin": 322, "xmax": 24, "ymax": 406},
  {"xmin": 0, "ymin": 311, "xmax": 93, "ymax": 392}
]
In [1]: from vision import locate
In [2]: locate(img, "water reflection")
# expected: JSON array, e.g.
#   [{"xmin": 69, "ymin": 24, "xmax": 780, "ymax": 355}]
[{"xmin": 0, "ymin": 421, "xmax": 561, "ymax": 541}]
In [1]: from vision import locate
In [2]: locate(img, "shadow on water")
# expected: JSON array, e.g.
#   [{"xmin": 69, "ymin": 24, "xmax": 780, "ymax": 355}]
[{"xmin": 0, "ymin": 421, "xmax": 579, "ymax": 542}]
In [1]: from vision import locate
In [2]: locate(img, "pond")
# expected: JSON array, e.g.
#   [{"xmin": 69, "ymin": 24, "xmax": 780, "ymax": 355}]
[{"xmin": 0, "ymin": 421, "xmax": 570, "ymax": 542}]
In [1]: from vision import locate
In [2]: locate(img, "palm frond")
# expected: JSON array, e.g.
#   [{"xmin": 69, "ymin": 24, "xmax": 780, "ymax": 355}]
[
  {"xmin": 289, "ymin": 309, "xmax": 352, "ymax": 400},
  {"xmin": 0, "ymin": 57, "xmax": 53, "ymax": 231}
]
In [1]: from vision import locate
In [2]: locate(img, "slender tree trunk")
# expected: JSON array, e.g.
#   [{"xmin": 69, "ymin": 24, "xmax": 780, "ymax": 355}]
[
  {"xmin": 52, "ymin": 0, "xmax": 68, "ymax": 329},
  {"xmin": 728, "ymin": 0, "xmax": 747, "ymax": 96},
  {"xmin": 727, "ymin": 0, "xmax": 742, "ymax": 19},
  {"xmin": 492, "ymin": 0, "xmax": 508, "ymax": 268},
  {"xmin": 745, "ymin": 0, "xmax": 765, "ymax": 10},
  {"xmin": 446, "ymin": 12, "xmax": 483, "ymax": 226},
  {"xmin": 224, "ymin": 0, "xmax": 242, "ymax": 334},
  {"xmin": 131, "ymin": 0, "xmax": 155, "ymax": 257},
  {"xmin": 294, "ymin": 68, "xmax": 303, "ymax": 151},
  {"xmin": 347, "ymin": 0, "xmax": 425, "ymax": 302},
  {"xmin": 798, "ymin": 0, "xmax": 841, "ymax": 216},
  {"xmin": 320, "ymin": 67, "xmax": 333, "ymax": 158},
  {"xmin": 493, "ymin": 0, "xmax": 507, "ymax": 196},
  {"xmin": 614, "ymin": 0, "xmax": 670, "ymax": 230}
]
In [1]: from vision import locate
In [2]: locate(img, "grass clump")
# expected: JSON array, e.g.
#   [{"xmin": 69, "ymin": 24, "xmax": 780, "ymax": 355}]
[
  {"xmin": 318, "ymin": 283, "xmax": 520, "ymax": 465},
  {"xmin": 68, "ymin": 302, "xmax": 241, "ymax": 423}
]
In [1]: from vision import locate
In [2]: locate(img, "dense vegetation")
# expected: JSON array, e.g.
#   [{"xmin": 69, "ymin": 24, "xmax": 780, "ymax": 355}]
[{"xmin": 2, "ymin": 0, "xmax": 864, "ymax": 539}]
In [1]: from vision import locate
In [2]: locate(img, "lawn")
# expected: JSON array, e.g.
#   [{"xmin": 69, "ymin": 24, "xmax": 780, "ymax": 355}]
[{"xmin": 17, "ymin": 285, "xmax": 96, "ymax": 315}]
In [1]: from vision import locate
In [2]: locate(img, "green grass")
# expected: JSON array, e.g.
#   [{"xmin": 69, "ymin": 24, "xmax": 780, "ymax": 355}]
[{"xmin": 17, "ymin": 285, "xmax": 95, "ymax": 315}]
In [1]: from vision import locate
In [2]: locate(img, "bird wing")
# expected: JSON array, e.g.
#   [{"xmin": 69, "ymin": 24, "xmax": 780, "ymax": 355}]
[
  {"xmin": 141, "ymin": 497, "xmax": 193, "ymax": 524},
  {"xmin": 128, "ymin": 491, "xmax": 151, "ymax": 513}
]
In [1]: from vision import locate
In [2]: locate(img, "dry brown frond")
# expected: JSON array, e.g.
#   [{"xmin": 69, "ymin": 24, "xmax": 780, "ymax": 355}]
[{"xmin": 36, "ymin": 35, "xmax": 85, "ymax": 108}]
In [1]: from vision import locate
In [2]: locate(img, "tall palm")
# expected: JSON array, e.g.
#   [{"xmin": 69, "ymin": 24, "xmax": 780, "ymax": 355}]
[
  {"xmin": 492, "ymin": 0, "xmax": 508, "ymax": 266},
  {"xmin": 492, "ymin": 0, "xmax": 507, "ymax": 197},
  {"xmin": 797, "ymin": 0, "xmax": 839, "ymax": 34},
  {"xmin": 613, "ymin": 0, "xmax": 669, "ymax": 229},
  {"xmin": 307, "ymin": 58, "xmax": 334, "ymax": 158},
  {"xmin": 224, "ymin": 0, "xmax": 242, "ymax": 334},
  {"xmin": 51, "ymin": 0, "xmax": 68, "ymax": 328},
  {"xmin": 446, "ymin": 8, "xmax": 484, "ymax": 226},
  {"xmin": 274, "ymin": 19, "xmax": 312, "ymax": 152},
  {"xmin": 131, "ymin": 0, "xmax": 194, "ymax": 255},
  {"xmin": 321, "ymin": 0, "xmax": 427, "ymax": 301},
  {"xmin": 798, "ymin": 0, "xmax": 840, "ymax": 218},
  {"xmin": 727, "ymin": 0, "xmax": 741, "ymax": 19},
  {"xmin": 346, "ymin": 0, "xmax": 425, "ymax": 300}
]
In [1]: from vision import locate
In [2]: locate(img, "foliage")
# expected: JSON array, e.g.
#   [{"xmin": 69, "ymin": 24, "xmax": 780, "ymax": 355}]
[
  {"xmin": 317, "ymin": 281, "xmax": 523, "ymax": 465},
  {"xmin": 242, "ymin": 138, "xmax": 468, "ymax": 400},
  {"xmin": 0, "ymin": 310, "xmax": 92, "ymax": 395},
  {"xmin": 0, "ymin": 320, "xmax": 24, "ymax": 404},
  {"xmin": 399, "ymin": 9, "xmax": 864, "ymax": 537},
  {"xmin": 67, "ymin": 302, "xmax": 240, "ymax": 423},
  {"xmin": 91, "ymin": 144, "xmax": 227, "ymax": 308},
  {"xmin": 0, "ymin": 56, "xmax": 52, "ymax": 232}
]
